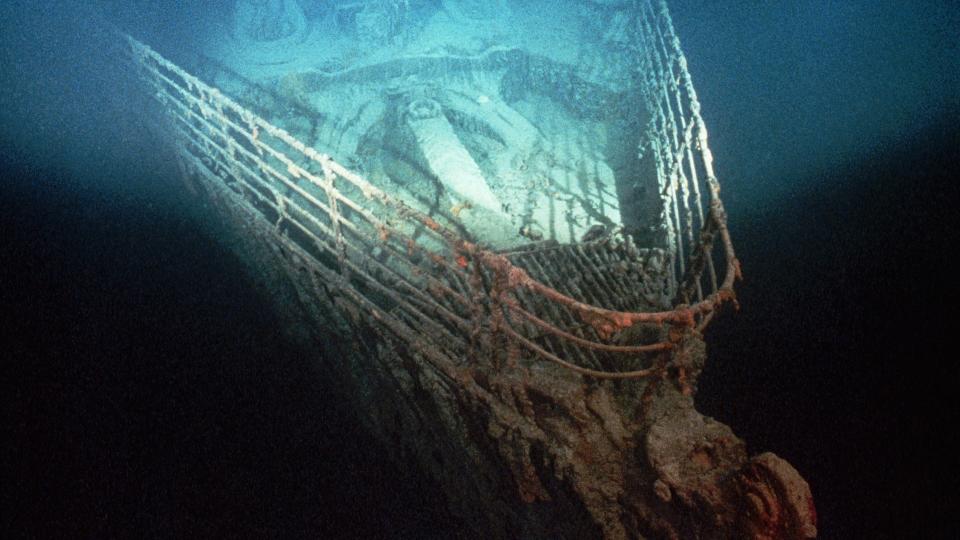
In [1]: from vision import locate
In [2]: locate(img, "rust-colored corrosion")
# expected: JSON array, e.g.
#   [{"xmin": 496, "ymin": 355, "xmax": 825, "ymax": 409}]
[{"xmin": 117, "ymin": 4, "xmax": 817, "ymax": 535}]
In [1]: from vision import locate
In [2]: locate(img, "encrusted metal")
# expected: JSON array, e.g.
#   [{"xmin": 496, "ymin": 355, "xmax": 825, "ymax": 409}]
[{"xmin": 114, "ymin": 0, "xmax": 739, "ymax": 380}]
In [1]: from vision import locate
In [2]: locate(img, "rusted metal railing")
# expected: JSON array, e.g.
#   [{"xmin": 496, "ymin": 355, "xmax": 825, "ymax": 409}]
[{"xmin": 114, "ymin": 0, "xmax": 738, "ymax": 380}]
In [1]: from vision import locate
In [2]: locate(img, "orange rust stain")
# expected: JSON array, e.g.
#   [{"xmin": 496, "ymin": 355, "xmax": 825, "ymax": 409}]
[
  {"xmin": 423, "ymin": 218, "xmax": 441, "ymax": 231},
  {"xmin": 579, "ymin": 310, "xmax": 634, "ymax": 341},
  {"xmin": 691, "ymin": 448, "xmax": 714, "ymax": 470}
]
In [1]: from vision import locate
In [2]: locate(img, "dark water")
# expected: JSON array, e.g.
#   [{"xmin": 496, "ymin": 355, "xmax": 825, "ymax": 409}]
[
  {"xmin": 0, "ymin": 160, "xmax": 453, "ymax": 538},
  {"xmin": 672, "ymin": 3, "xmax": 959, "ymax": 536},
  {"xmin": 3, "ymin": 1, "xmax": 958, "ymax": 538},
  {"xmin": 699, "ymin": 119, "xmax": 960, "ymax": 538}
]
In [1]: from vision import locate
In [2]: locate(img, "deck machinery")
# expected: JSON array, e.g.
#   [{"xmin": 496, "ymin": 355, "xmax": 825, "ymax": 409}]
[{"xmin": 114, "ymin": 1, "xmax": 816, "ymax": 537}]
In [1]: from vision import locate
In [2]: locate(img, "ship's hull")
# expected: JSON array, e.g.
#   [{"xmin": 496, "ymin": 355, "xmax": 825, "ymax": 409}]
[{"xmin": 112, "ymin": 0, "xmax": 817, "ymax": 535}]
